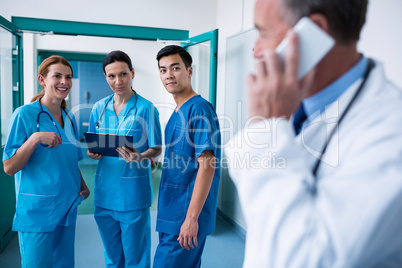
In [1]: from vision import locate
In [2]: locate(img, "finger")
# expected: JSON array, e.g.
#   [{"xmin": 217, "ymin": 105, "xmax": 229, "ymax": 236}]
[
  {"xmin": 49, "ymin": 138, "xmax": 58, "ymax": 148},
  {"xmin": 284, "ymin": 30, "xmax": 299, "ymax": 82},
  {"xmin": 121, "ymin": 146, "xmax": 130, "ymax": 153},
  {"xmin": 188, "ymin": 237, "xmax": 194, "ymax": 249},
  {"xmin": 300, "ymin": 66, "xmax": 316, "ymax": 89},
  {"xmin": 194, "ymin": 236, "xmax": 198, "ymax": 248},
  {"xmin": 246, "ymin": 74, "xmax": 257, "ymax": 91},
  {"xmin": 183, "ymin": 236, "xmax": 189, "ymax": 250},
  {"xmin": 255, "ymin": 58, "xmax": 268, "ymax": 77},
  {"xmin": 182, "ymin": 237, "xmax": 187, "ymax": 250},
  {"xmin": 57, "ymin": 135, "xmax": 62, "ymax": 145},
  {"xmin": 130, "ymin": 146, "xmax": 139, "ymax": 154},
  {"xmin": 264, "ymin": 49, "xmax": 281, "ymax": 79},
  {"xmin": 116, "ymin": 148, "xmax": 127, "ymax": 158},
  {"xmin": 88, "ymin": 153, "xmax": 99, "ymax": 160},
  {"xmin": 117, "ymin": 149, "xmax": 130, "ymax": 162},
  {"xmin": 82, "ymin": 190, "xmax": 90, "ymax": 199},
  {"xmin": 93, "ymin": 153, "xmax": 102, "ymax": 159},
  {"xmin": 177, "ymin": 235, "xmax": 185, "ymax": 249}
]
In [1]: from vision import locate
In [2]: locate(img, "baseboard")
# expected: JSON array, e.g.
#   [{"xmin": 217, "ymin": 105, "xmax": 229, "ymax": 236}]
[{"xmin": 217, "ymin": 208, "xmax": 246, "ymax": 239}]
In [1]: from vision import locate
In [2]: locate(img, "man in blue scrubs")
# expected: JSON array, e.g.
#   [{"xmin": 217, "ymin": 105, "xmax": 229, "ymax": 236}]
[{"xmin": 153, "ymin": 45, "xmax": 221, "ymax": 268}]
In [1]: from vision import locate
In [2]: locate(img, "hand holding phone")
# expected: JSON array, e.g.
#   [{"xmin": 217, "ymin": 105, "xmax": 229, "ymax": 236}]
[{"xmin": 275, "ymin": 17, "xmax": 335, "ymax": 79}]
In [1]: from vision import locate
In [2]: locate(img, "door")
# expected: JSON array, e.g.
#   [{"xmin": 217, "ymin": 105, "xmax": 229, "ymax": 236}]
[
  {"xmin": 181, "ymin": 29, "xmax": 218, "ymax": 107},
  {"xmin": 0, "ymin": 16, "xmax": 23, "ymax": 251}
]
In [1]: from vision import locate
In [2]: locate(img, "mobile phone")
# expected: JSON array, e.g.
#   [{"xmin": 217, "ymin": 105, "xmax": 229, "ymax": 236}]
[{"xmin": 275, "ymin": 17, "xmax": 335, "ymax": 79}]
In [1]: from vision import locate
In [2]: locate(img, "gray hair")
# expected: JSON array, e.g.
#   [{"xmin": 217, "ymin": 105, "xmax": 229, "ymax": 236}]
[{"xmin": 280, "ymin": 0, "xmax": 368, "ymax": 44}]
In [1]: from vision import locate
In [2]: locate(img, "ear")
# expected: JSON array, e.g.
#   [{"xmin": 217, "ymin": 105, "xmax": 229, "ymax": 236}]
[
  {"xmin": 131, "ymin": 68, "xmax": 135, "ymax": 79},
  {"xmin": 188, "ymin": 66, "xmax": 193, "ymax": 78},
  {"xmin": 38, "ymin": 74, "xmax": 46, "ymax": 87},
  {"xmin": 308, "ymin": 13, "xmax": 330, "ymax": 33}
]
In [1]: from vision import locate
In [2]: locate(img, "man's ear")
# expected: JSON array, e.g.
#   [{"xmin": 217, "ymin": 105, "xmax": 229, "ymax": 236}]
[
  {"xmin": 188, "ymin": 66, "xmax": 193, "ymax": 77},
  {"xmin": 308, "ymin": 13, "xmax": 330, "ymax": 33}
]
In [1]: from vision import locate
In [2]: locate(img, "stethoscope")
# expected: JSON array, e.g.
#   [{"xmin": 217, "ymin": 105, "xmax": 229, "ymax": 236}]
[
  {"xmin": 37, "ymin": 98, "xmax": 76, "ymax": 147},
  {"xmin": 95, "ymin": 91, "xmax": 138, "ymax": 135},
  {"xmin": 310, "ymin": 58, "xmax": 375, "ymax": 184}
]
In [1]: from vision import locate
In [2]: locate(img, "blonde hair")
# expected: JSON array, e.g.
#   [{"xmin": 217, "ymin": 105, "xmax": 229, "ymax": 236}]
[{"xmin": 31, "ymin": 55, "xmax": 73, "ymax": 109}]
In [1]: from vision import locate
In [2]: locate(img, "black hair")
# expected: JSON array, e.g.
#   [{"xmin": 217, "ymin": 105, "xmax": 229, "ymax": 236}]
[
  {"xmin": 156, "ymin": 45, "xmax": 193, "ymax": 69},
  {"xmin": 282, "ymin": 0, "xmax": 368, "ymax": 44},
  {"xmin": 102, "ymin": 50, "xmax": 133, "ymax": 73}
]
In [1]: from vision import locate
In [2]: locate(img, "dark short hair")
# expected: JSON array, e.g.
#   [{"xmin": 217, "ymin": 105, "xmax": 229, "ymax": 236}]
[
  {"xmin": 156, "ymin": 45, "xmax": 193, "ymax": 69},
  {"xmin": 103, "ymin": 50, "xmax": 133, "ymax": 73},
  {"xmin": 282, "ymin": 0, "xmax": 368, "ymax": 44}
]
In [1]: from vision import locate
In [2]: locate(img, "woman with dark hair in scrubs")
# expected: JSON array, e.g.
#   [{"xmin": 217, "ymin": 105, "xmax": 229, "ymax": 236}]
[
  {"xmin": 87, "ymin": 50, "xmax": 162, "ymax": 267},
  {"xmin": 3, "ymin": 55, "xmax": 90, "ymax": 268}
]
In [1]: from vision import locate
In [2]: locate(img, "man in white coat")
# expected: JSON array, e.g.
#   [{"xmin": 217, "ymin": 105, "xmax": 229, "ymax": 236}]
[{"xmin": 225, "ymin": 0, "xmax": 402, "ymax": 267}]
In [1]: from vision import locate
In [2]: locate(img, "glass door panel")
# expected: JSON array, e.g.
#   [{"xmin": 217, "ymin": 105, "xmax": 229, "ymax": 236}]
[
  {"xmin": 0, "ymin": 28, "xmax": 17, "ymax": 145},
  {"xmin": 187, "ymin": 40, "xmax": 211, "ymax": 101},
  {"xmin": 182, "ymin": 29, "xmax": 218, "ymax": 107}
]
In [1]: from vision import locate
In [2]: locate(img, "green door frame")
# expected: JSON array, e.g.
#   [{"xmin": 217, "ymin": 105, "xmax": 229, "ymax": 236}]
[
  {"xmin": 0, "ymin": 15, "xmax": 23, "ymax": 252},
  {"xmin": 11, "ymin": 17, "xmax": 189, "ymax": 41},
  {"xmin": 11, "ymin": 17, "xmax": 218, "ymax": 107},
  {"xmin": 182, "ymin": 29, "xmax": 218, "ymax": 108},
  {"xmin": 11, "ymin": 16, "xmax": 191, "ymax": 104},
  {"xmin": 38, "ymin": 51, "xmax": 108, "ymax": 63}
]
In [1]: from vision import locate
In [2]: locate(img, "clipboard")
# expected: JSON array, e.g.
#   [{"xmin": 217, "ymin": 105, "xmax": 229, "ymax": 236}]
[{"xmin": 84, "ymin": 132, "xmax": 134, "ymax": 157}]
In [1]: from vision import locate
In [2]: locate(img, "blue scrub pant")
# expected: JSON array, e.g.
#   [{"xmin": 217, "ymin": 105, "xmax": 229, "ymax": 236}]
[
  {"xmin": 18, "ymin": 223, "xmax": 76, "ymax": 268},
  {"xmin": 153, "ymin": 232, "xmax": 207, "ymax": 268},
  {"xmin": 94, "ymin": 206, "xmax": 151, "ymax": 268}
]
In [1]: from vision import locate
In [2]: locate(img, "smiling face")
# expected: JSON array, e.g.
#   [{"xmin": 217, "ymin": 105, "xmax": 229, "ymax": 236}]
[
  {"xmin": 158, "ymin": 53, "xmax": 193, "ymax": 96},
  {"xmin": 39, "ymin": 63, "xmax": 73, "ymax": 101},
  {"xmin": 104, "ymin": 61, "xmax": 135, "ymax": 97},
  {"xmin": 253, "ymin": 0, "xmax": 291, "ymax": 59}
]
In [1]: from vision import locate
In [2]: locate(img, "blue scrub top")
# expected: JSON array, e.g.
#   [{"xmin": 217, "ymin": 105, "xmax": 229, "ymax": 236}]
[
  {"xmin": 88, "ymin": 92, "xmax": 162, "ymax": 211},
  {"xmin": 3, "ymin": 100, "xmax": 83, "ymax": 232},
  {"xmin": 156, "ymin": 95, "xmax": 221, "ymax": 237}
]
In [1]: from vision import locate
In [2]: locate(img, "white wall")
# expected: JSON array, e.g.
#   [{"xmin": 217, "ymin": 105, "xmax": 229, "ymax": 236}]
[
  {"xmin": 1, "ymin": 0, "xmax": 218, "ymax": 104},
  {"xmin": 0, "ymin": 0, "xmax": 217, "ymax": 37},
  {"xmin": 359, "ymin": 0, "xmax": 402, "ymax": 89},
  {"xmin": 216, "ymin": 0, "xmax": 256, "ymax": 231}
]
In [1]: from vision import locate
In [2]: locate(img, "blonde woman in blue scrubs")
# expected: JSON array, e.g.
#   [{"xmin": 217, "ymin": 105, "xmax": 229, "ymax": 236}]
[
  {"xmin": 3, "ymin": 55, "xmax": 89, "ymax": 268},
  {"xmin": 87, "ymin": 50, "xmax": 162, "ymax": 268}
]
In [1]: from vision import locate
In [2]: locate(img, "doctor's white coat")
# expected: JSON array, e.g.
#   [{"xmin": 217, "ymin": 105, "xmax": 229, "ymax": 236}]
[{"xmin": 226, "ymin": 61, "xmax": 402, "ymax": 267}]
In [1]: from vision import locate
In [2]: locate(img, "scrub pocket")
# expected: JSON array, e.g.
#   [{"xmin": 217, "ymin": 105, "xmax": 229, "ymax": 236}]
[
  {"xmin": 121, "ymin": 174, "xmax": 152, "ymax": 209},
  {"xmin": 15, "ymin": 193, "xmax": 56, "ymax": 231},
  {"xmin": 157, "ymin": 183, "xmax": 189, "ymax": 223}
]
